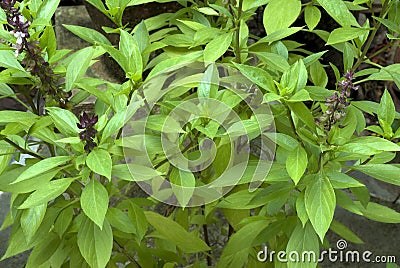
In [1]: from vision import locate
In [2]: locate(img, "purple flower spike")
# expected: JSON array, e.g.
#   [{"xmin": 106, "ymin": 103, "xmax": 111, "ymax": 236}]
[{"xmin": 77, "ymin": 112, "xmax": 98, "ymax": 152}]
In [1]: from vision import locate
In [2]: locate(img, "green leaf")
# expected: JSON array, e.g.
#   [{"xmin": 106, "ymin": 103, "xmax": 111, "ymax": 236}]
[
  {"xmin": 305, "ymin": 173, "xmax": 336, "ymax": 241},
  {"xmin": 249, "ymin": 181, "xmax": 293, "ymax": 205},
  {"xmin": 264, "ymin": 133, "xmax": 299, "ymax": 151},
  {"xmin": 20, "ymin": 204, "xmax": 47, "ymax": 243},
  {"xmin": 281, "ymin": 60, "xmax": 308, "ymax": 94},
  {"xmin": 253, "ymin": 52, "xmax": 290, "ymax": 72},
  {"xmin": 13, "ymin": 156, "xmax": 71, "ymax": 184},
  {"xmin": 315, "ymin": 0, "xmax": 359, "ymax": 27},
  {"xmin": 286, "ymin": 221, "xmax": 319, "ymax": 268},
  {"xmin": 296, "ymin": 192, "xmax": 309, "ymax": 227},
  {"xmin": 36, "ymin": 0, "xmax": 60, "ymax": 23},
  {"xmin": 101, "ymin": 112, "xmax": 125, "ymax": 142},
  {"xmin": 310, "ymin": 61, "xmax": 328, "ymax": 88},
  {"xmin": 303, "ymin": 51, "xmax": 328, "ymax": 67},
  {"xmin": 81, "ymin": 179, "xmax": 109, "ymax": 229},
  {"xmin": 112, "ymin": 164, "xmax": 162, "ymax": 181},
  {"xmin": 0, "ymin": 111, "xmax": 37, "ymax": 125},
  {"xmin": 147, "ymin": 51, "xmax": 203, "ymax": 79},
  {"xmin": 355, "ymin": 201, "xmax": 400, "ymax": 223},
  {"xmin": 218, "ymin": 219, "xmax": 270, "ymax": 268},
  {"xmin": 305, "ymin": 5, "xmax": 321, "ymax": 31},
  {"xmin": 330, "ymin": 220, "xmax": 364, "ymax": 244},
  {"xmin": 350, "ymin": 186, "xmax": 370, "ymax": 208},
  {"xmin": 336, "ymin": 189, "xmax": 363, "ymax": 215},
  {"xmin": 196, "ymin": 6, "xmax": 219, "ymax": 16},
  {"xmin": 86, "ymin": 149, "xmax": 112, "ymax": 180},
  {"xmin": 25, "ymin": 232, "xmax": 61, "ymax": 268},
  {"xmin": 0, "ymin": 82, "xmax": 14, "ymax": 96},
  {"xmin": 263, "ymin": 0, "xmax": 301, "ymax": 34},
  {"xmin": 0, "ymin": 144, "xmax": 14, "ymax": 175},
  {"xmin": 66, "ymin": 47, "xmax": 95, "ymax": 91},
  {"xmin": 77, "ymin": 215, "xmax": 113, "ymax": 268},
  {"xmin": 326, "ymin": 172, "xmax": 364, "ymax": 189},
  {"xmin": 198, "ymin": 63, "xmax": 219, "ymax": 98},
  {"xmin": 106, "ymin": 208, "xmax": 136, "ymax": 233},
  {"xmin": 256, "ymin": 27, "xmax": 303, "ymax": 44},
  {"xmin": 128, "ymin": 202, "xmax": 148, "ymax": 243},
  {"xmin": 327, "ymin": 27, "xmax": 368, "ymax": 45},
  {"xmin": 170, "ymin": 168, "xmax": 195, "ymax": 208},
  {"xmin": 287, "ymin": 89, "xmax": 312, "ymax": 102},
  {"xmin": 218, "ymin": 189, "xmax": 263, "ymax": 209},
  {"xmin": 145, "ymin": 114, "xmax": 184, "ymax": 134},
  {"xmin": 1, "ymin": 225, "xmax": 31, "ymax": 261},
  {"xmin": 204, "ymin": 32, "xmax": 233, "ymax": 63},
  {"xmin": 286, "ymin": 146, "xmax": 308, "ymax": 184},
  {"xmin": 343, "ymin": 42, "xmax": 356, "ymax": 73},
  {"xmin": 0, "ymin": 50, "xmax": 26, "ymax": 71},
  {"xmin": 233, "ymin": 63, "xmax": 275, "ymax": 92},
  {"xmin": 54, "ymin": 206, "xmax": 74, "ymax": 237},
  {"xmin": 144, "ymin": 211, "xmax": 210, "ymax": 253},
  {"xmin": 101, "ymin": 44, "xmax": 129, "ymax": 74},
  {"xmin": 19, "ymin": 177, "xmax": 76, "ymax": 209},
  {"xmin": 120, "ymin": 29, "xmax": 143, "ymax": 80},
  {"xmin": 46, "ymin": 107, "xmax": 80, "ymax": 136},
  {"xmin": 351, "ymin": 164, "xmax": 400, "ymax": 186},
  {"xmin": 0, "ymin": 166, "xmax": 62, "ymax": 193},
  {"xmin": 339, "ymin": 136, "xmax": 400, "ymax": 155},
  {"xmin": 378, "ymin": 89, "xmax": 395, "ymax": 133},
  {"xmin": 56, "ymin": 137, "xmax": 81, "ymax": 144},
  {"xmin": 63, "ymin": 24, "xmax": 112, "ymax": 45}
]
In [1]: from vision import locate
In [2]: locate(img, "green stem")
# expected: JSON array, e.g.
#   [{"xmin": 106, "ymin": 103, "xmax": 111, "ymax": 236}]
[
  {"xmin": 113, "ymin": 240, "xmax": 141, "ymax": 268},
  {"xmin": 202, "ymin": 205, "xmax": 212, "ymax": 266},
  {"xmin": 234, "ymin": 0, "xmax": 243, "ymax": 63}
]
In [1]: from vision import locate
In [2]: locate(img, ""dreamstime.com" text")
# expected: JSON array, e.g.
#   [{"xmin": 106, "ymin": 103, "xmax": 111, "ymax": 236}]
[{"xmin": 257, "ymin": 240, "xmax": 397, "ymax": 264}]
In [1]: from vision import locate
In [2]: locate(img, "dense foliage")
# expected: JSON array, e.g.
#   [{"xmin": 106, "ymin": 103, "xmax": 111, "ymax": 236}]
[{"xmin": 0, "ymin": 0, "xmax": 400, "ymax": 267}]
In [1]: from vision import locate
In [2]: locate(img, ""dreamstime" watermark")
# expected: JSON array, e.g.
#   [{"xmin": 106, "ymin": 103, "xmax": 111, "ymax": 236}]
[{"xmin": 257, "ymin": 239, "xmax": 397, "ymax": 264}]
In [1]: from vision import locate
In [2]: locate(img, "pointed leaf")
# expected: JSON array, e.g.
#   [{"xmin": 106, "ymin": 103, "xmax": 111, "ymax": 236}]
[
  {"xmin": 19, "ymin": 177, "xmax": 76, "ymax": 209},
  {"xmin": 286, "ymin": 146, "xmax": 308, "ymax": 184},
  {"xmin": 144, "ymin": 211, "xmax": 210, "ymax": 253},
  {"xmin": 63, "ymin": 24, "xmax": 111, "ymax": 45},
  {"xmin": 351, "ymin": 164, "xmax": 400, "ymax": 186},
  {"xmin": 13, "ymin": 156, "xmax": 71, "ymax": 184},
  {"xmin": 315, "ymin": 0, "xmax": 359, "ymax": 27},
  {"xmin": 327, "ymin": 27, "xmax": 368, "ymax": 45},
  {"xmin": 204, "ymin": 32, "xmax": 233, "ymax": 63},
  {"xmin": 20, "ymin": 204, "xmax": 47, "ymax": 243},
  {"xmin": 305, "ymin": 174, "xmax": 336, "ymax": 241},
  {"xmin": 77, "ymin": 216, "xmax": 113, "ymax": 268},
  {"xmin": 233, "ymin": 63, "xmax": 275, "ymax": 93},
  {"xmin": 378, "ymin": 89, "xmax": 395, "ymax": 131},
  {"xmin": 305, "ymin": 5, "xmax": 321, "ymax": 31},
  {"xmin": 286, "ymin": 221, "xmax": 319, "ymax": 268},
  {"xmin": 46, "ymin": 107, "xmax": 80, "ymax": 136},
  {"xmin": 66, "ymin": 47, "xmax": 95, "ymax": 91},
  {"xmin": 86, "ymin": 149, "xmax": 112, "ymax": 179},
  {"xmin": 198, "ymin": 63, "xmax": 219, "ymax": 98},
  {"xmin": 81, "ymin": 179, "xmax": 109, "ymax": 229},
  {"xmin": 263, "ymin": 0, "xmax": 301, "ymax": 34},
  {"xmin": 170, "ymin": 168, "xmax": 196, "ymax": 208}
]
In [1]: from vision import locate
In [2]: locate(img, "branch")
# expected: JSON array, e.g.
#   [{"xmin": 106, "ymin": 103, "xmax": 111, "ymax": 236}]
[{"xmin": 3, "ymin": 137, "xmax": 45, "ymax": 160}]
